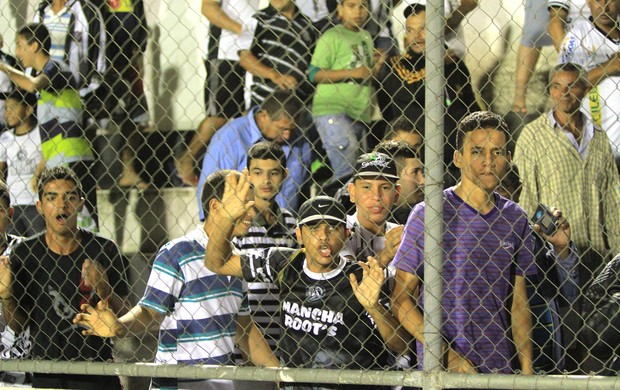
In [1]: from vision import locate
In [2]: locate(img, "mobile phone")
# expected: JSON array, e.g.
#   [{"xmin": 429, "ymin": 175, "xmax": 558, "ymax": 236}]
[{"xmin": 532, "ymin": 203, "xmax": 558, "ymax": 236}]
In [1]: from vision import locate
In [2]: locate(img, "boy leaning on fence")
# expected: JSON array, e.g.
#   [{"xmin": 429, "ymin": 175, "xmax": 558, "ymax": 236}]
[
  {"xmin": 205, "ymin": 172, "xmax": 410, "ymax": 390},
  {"xmin": 391, "ymin": 111, "xmax": 536, "ymax": 375},
  {"xmin": 0, "ymin": 166, "xmax": 129, "ymax": 389}
]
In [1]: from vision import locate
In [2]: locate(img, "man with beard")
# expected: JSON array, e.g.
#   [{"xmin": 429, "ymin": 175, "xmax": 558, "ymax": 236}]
[{"xmin": 378, "ymin": 3, "xmax": 479, "ymax": 186}]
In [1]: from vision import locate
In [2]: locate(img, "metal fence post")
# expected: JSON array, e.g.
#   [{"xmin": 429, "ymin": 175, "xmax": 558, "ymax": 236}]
[{"xmin": 423, "ymin": 0, "xmax": 446, "ymax": 389}]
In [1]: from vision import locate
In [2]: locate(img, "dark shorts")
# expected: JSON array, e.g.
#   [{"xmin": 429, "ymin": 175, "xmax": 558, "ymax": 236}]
[{"xmin": 204, "ymin": 59, "xmax": 246, "ymax": 119}]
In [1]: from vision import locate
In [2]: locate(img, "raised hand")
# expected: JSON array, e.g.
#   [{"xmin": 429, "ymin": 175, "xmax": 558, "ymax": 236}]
[
  {"xmin": 82, "ymin": 259, "xmax": 111, "ymax": 301},
  {"xmin": 0, "ymin": 256, "xmax": 11, "ymax": 300},
  {"xmin": 73, "ymin": 300, "xmax": 121, "ymax": 337},
  {"xmin": 219, "ymin": 172, "xmax": 255, "ymax": 223},
  {"xmin": 350, "ymin": 256, "xmax": 385, "ymax": 310}
]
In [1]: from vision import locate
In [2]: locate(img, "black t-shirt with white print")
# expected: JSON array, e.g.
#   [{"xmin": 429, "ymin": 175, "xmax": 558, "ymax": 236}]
[
  {"xmin": 10, "ymin": 230, "xmax": 129, "ymax": 361},
  {"xmin": 241, "ymin": 248, "xmax": 388, "ymax": 390}
]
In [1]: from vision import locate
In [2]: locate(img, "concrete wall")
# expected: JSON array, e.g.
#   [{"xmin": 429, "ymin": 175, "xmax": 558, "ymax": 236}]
[{"xmin": 98, "ymin": 187, "xmax": 199, "ymax": 254}]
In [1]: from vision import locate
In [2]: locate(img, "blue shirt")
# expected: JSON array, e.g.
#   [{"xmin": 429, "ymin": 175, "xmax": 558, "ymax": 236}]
[
  {"xmin": 139, "ymin": 227, "xmax": 249, "ymax": 365},
  {"xmin": 197, "ymin": 107, "xmax": 311, "ymax": 219}
]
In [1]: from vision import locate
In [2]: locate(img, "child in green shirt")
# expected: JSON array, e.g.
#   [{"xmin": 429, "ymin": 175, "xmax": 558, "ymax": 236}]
[{"xmin": 308, "ymin": 0, "xmax": 384, "ymax": 185}]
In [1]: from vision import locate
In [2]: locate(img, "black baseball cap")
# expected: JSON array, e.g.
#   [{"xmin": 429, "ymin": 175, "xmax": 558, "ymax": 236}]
[
  {"xmin": 297, "ymin": 196, "xmax": 347, "ymax": 226},
  {"xmin": 354, "ymin": 152, "xmax": 399, "ymax": 181}
]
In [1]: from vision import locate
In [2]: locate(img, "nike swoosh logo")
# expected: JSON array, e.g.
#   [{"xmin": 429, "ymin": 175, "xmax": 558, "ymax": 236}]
[{"xmin": 318, "ymin": 204, "xmax": 328, "ymax": 208}]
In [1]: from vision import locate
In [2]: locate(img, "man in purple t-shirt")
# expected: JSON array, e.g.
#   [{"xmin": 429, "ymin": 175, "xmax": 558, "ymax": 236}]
[{"xmin": 391, "ymin": 111, "xmax": 536, "ymax": 375}]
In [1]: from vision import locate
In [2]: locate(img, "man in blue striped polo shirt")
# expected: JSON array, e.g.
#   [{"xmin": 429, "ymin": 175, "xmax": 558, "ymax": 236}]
[{"xmin": 74, "ymin": 170, "xmax": 278, "ymax": 390}]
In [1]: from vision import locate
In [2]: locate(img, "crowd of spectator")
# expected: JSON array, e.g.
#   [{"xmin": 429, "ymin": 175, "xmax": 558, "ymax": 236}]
[{"xmin": 0, "ymin": 0, "xmax": 619, "ymax": 388}]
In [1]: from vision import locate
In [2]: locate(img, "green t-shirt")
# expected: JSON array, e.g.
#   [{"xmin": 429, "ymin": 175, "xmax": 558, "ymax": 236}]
[{"xmin": 311, "ymin": 25, "xmax": 374, "ymax": 122}]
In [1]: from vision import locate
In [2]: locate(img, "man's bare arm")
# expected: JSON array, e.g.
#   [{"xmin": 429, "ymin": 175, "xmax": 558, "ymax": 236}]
[
  {"xmin": 1, "ymin": 298, "xmax": 28, "ymax": 334},
  {"xmin": 239, "ymin": 50, "xmax": 297, "ymax": 90},
  {"xmin": 201, "ymin": 0, "xmax": 243, "ymax": 35},
  {"xmin": 204, "ymin": 173, "xmax": 254, "ymax": 277},
  {"xmin": 0, "ymin": 63, "xmax": 49, "ymax": 93},
  {"xmin": 236, "ymin": 315, "xmax": 279, "ymax": 367},
  {"xmin": 586, "ymin": 53, "xmax": 620, "ymax": 87},
  {"xmin": 391, "ymin": 269, "xmax": 476, "ymax": 373},
  {"xmin": 81, "ymin": 258, "xmax": 131, "ymax": 316},
  {"xmin": 548, "ymin": 7, "xmax": 569, "ymax": 52},
  {"xmin": 446, "ymin": 0, "xmax": 478, "ymax": 35},
  {"xmin": 75, "ymin": 302, "xmax": 164, "ymax": 338},
  {"xmin": 511, "ymin": 275, "xmax": 534, "ymax": 374},
  {"xmin": 375, "ymin": 226, "xmax": 404, "ymax": 268},
  {"xmin": 0, "ymin": 256, "xmax": 28, "ymax": 333},
  {"xmin": 351, "ymin": 257, "xmax": 411, "ymax": 354},
  {"xmin": 176, "ymin": 117, "xmax": 228, "ymax": 186}
]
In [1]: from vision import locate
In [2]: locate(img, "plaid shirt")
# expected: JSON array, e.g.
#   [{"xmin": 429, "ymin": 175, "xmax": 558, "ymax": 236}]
[{"xmin": 514, "ymin": 112, "xmax": 620, "ymax": 278}]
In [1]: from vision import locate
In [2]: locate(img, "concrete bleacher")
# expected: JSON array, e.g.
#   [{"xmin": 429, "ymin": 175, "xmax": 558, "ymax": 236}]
[{"xmin": 98, "ymin": 187, "xmax": 198, "ymax": 254}]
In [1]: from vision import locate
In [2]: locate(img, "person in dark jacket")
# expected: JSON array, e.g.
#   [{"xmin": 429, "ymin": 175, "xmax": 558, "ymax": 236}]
[
  {"xmin": 377, "ymin": 3, "xmax": 480, "ymax": 186},
  {"xmin": 581, "ymin": 254, "xmax": 620, "ymax": 374}
]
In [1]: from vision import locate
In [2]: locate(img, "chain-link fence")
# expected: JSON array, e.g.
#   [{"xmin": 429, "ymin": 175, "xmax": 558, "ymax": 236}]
[{"xmin": 1, "ymin": 0, "xmax": 620, "ymax": 389}]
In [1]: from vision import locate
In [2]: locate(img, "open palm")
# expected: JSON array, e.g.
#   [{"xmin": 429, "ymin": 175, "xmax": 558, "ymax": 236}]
[
  {"xmin": 350, "ymin": 256, "xmax": 384, "ymax": 310},
  {"xmin": 74, "ymin": 301, "xmax": 120, "ymax": 337}
]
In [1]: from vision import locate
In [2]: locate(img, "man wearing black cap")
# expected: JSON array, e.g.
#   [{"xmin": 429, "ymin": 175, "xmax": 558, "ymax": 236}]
[
  {"xmin": 342, "ymin": 152, "xmax": 412, "ymax": 371},
  {"xmin": 204, "ymin": 173, "xmax": 409, "ymax": 389},
  {"xmin": 343, "ymin": 152, "xmax": 403, "ymax": 268}
]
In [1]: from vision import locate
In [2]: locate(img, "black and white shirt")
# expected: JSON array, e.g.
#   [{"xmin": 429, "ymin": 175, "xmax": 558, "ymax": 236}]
[
  {"xmin": 241, "ymin": 248, "xmax": 389, "ymax": 390},
  {"xmin": 238, "ymin": 5, "xmax": 316, "ymax": 105},
  {"xmin": 234, "ymin": 205, "xmax": 297, "ymax": 353}
]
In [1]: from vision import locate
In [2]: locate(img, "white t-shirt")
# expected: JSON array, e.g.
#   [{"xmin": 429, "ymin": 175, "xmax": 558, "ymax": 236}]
[
  {"xmin": 560, "ymin": 20, "xmax": 620, "ymax": 156},
  {"xmin": 205, "ymin": 0, "xmax": 261, "ymax": 60},
  {"xmin": 548, "ymin": 0, "xmax": 591, "ymax": 25},
  {"xmin": 0, "ymin": 126, "xmax": 42, "ymax": 206},
  {"xmin": 297, "ymin": 0, "xmax": 330, "ymax": 23}
]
